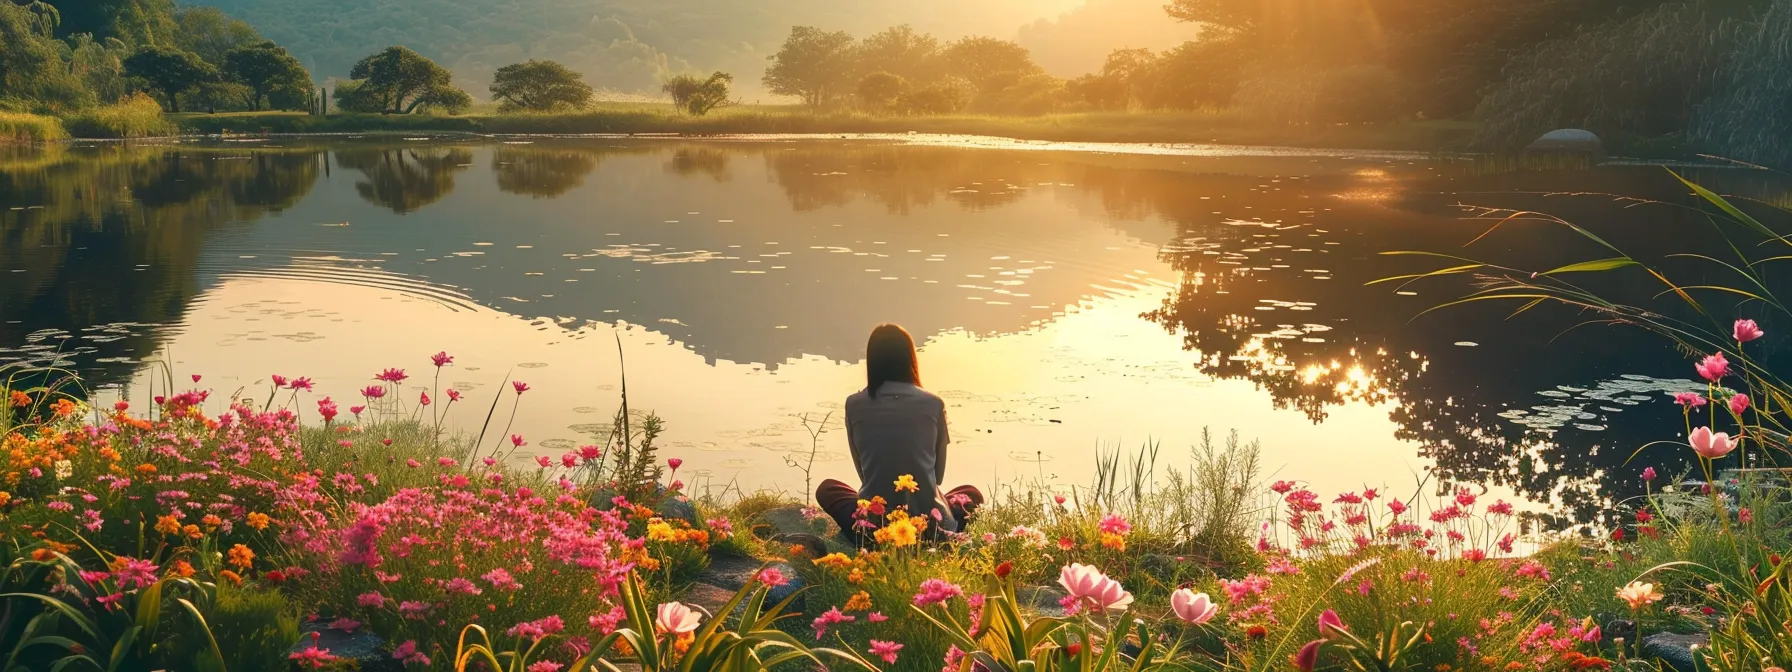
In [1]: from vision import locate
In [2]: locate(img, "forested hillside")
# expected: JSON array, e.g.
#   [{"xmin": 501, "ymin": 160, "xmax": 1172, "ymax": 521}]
[{"xmin": 202, "ymin": 0, "xmax": 1084, "ymax": 95}]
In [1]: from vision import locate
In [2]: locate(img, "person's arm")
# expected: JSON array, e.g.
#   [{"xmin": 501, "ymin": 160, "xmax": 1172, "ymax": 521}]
[
  {"xmin": 934, "ymin": 402, "xmax": 950, "ymax": 484},
  {"xmin": 844, "ymin": 403, "xmax": 862, "ymax": 472}
]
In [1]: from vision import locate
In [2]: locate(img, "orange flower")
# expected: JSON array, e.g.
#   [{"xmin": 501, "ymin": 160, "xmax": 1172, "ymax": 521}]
[
  {"xmin": 0, "ymin": 491, "xmax": 10, "ymax": 507},
  {"xmin": 1100, "ymin": 532, "xmax": 1126, "ymax": 551},
  {"xmin": 182, "ymin": 524, "xmax": 202, "ymax": 540},
  {"xmin": 246, "ymin": 512, "xmax": 271, "ymax": 530},
  {"xmin": 847, "ymin": 568, "xmax": 867, "ymax": 584},
  {"xmin": 153, "ymin": 515, "xmax": 181, "ymax": 536},
  {"xmin": 135, "ymin": 463, "xmax": 157, "ymax": 475},
  {"xmin": 227, "ymin": 544, "xmax": 254, "ymax": 570},
  {"xmin": 201, "ymin": 514, "xmax": 222, "ymax": 529},
  {"xmin": 169, "ymin": 560, "xmax": 196, "ymax": 578},
  {"xmin": 814, "ymin": 552, "xmax": 852, "ymax": 570},
  {"xmin": 8, "ymin": 391, "xmax": 28, "ymax": 407},
  {"xmin": 844, "ymin": 591, "xmax": 872, "ymax": 611},
  {"xmin": 49, "ymin": 399, "xmax": 77, "ymax": 418},
  {"xmin": 218, "ymin": 570, "xmax": 242, "ymax": 585},
  {"xmin": 30, "ymin": 548, "xmax": 54, "ymax": 561}
]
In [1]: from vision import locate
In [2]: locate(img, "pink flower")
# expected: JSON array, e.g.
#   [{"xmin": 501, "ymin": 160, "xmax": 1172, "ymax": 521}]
[
  {"xmin": 357, "ymin": 591, "xmax": 387, "ymax": 608},
  {"xmin": 1097, "ymin": 514, "xmax": 1131, "ymax": 536},
  {"xmin": 1696, "ymin": 352, "xmax": 1729, "ymax": 382},
  {"xmin": 1058, "ymin": 563, "xmax": 1133, "ymax": 612},
  {"xmin": 392, "ymin": 640, "xmax": 430, "ymax": 666},
  {"xmin": 419, "ymin": 392, "xmax": 431, "ymax": 407},
  {"xmin": 561, "ymin": 453, "xmax": 578, "ymax": 468},
  {"xmin": 757, "ymin": 567, "xmax": 789, "ymax": 587},
  {"xmin": 912, "ymin": 578, "xmax": 965, "ymax": 607},
  {"xmin": 1053, "ymin": 494, "xmax": 1067, "ymax": 505},
  {"xmin": 375, "ymin": 368, "xmax": 408, "ymax": 383},
  {"xmin": 668, "ymin": 458, "xmax": 683, "ymax": 470},
  {"xmin": 272, "ymin": 374, "xmax": 289, "ymax": 387},
  {"xmin": 192, "ymin": 374, "xmax": 202, "ymax": 383},
  {"xmin": 655, "ymin": 602, "xmax": 701, "ymax": 634},
  {"xmin": 328, "ymin": 617, "xmax": 361, "ymax": 632},
  {"xmin": 289, "ymin": 646, "xmax": 337, "ymax": 669},
  {"xmin": 290, "ymin": 377, "xmax": 314, "ymax": 391},
  {"xmin": 811, "ymin": 606, "xmax": 854, "ymax": 640},
  {"xmin": 113, "ymin": 558, "xmax": 159, "ymax": 589},
  {"xmin": 447, "ymin": 389, "xmax": 462, "ymax": 402},
  {"xmin": 1735, "ymin": 319, "xmax": 1764, "ymax": 343},
  {"xmin": 1387, "ymin": 500, "xmax": 1408, "ymax": 515},
  {"xmin": 1731, "ymin": 393, "xmax": 1750, "ymax": 416},
  {"xmin": 535, "ymin": 455, "xmax": 552, "ymax": 468},
  {"xmin": 350, "ymin": 405, "xmax": 366, "ymax": 418},
  {"xmin": 437, "ymin": 457, "xmax": 457, "ymax": 467},
  {"xmin": 1740, "ymin": 507, "xmax": 1754, "ymax": 523},
  {"xmin": 1170, "ymin": 589, "xmax": 1218, "ymax": 624},
  {"xmin": 1317, "ymin": 609, "xmax": 1347, "ymax": 638},
  {"xmin": 513, "ymin": 381, "xmax": 530, "ymax": 395},
  {"xmin": 578, "ymin": 445, "xmax": 602, "ymax": 460},
  {"xmin": 1295, "ymin": 640, "xmax": 1323, "ymax": 671},
  {"xmin": 483, "ymin": 568, "xmax": 523, "ymax": 591},
  {"xmin": 506, "ymin": 615, "xmax": 565, "ymax": 641},
  {"xmin": 511, "ymin": 434, "xmax": 526, "ymax": 447},
  {"xmin": 868, "ymin": 611, "xmax": 888, "ymax": 623},
  {"xmin": 360, "ymin": 386, "xmax": 386, "ymax": 399},
  {"xmin": 317, "ymin": 398, "xmax": 339, "ymax": 422},
  {"xmin": 868, "ymin": 639, "xmax": 903, "ymax": 664},
  {"xmin": 1642, "ymin": 467, "xmax": 1657, "ymax": 482},
  {"xmin": 431, "ymin": 351, "xmax": 454, "ymax": 367},
  {"xmin": 1674, "ymin": 391, "xmax": 1708, "ymax": 408},
  {"xmin": 1690, "ymin": 426, "xmax": 1739, "ymax": 459},
  {"xmin": 526, "ymin": 663, "xmax": 563, "ymax": 672}
]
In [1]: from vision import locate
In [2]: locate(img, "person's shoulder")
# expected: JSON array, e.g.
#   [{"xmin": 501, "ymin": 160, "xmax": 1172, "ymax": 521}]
[{"xmin": 845, "ymin": 389, "xmax": 871, "ymax": 408}]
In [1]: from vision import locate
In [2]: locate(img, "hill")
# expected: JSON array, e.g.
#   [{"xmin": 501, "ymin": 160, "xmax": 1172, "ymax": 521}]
[{"xmin": 200, "ymin": 0, "xmax": 1090, "ymax": 97}]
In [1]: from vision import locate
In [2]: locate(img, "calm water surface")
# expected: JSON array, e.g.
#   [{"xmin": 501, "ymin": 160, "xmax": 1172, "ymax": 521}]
[{"xmin": 5, "ymin": 137, "xmax": 1790, "ymax": 526}]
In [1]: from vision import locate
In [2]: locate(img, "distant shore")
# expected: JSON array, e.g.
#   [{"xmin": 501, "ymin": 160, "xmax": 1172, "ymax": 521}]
[{"xmin": 166, "ymin": 105, "xmax": 1480, "ymax": 153}]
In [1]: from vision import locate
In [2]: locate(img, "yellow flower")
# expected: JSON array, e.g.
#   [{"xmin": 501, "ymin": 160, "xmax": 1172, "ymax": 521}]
[
  {"xmin": 647, "ymin": 519, "xmax": 677, "ymax": 542},
  {"xmin": 847, "ymin": 568, "xmax": 866, "ymax": 584},
  {"xmin": 815, "ymin": 552, "xmax": 853, "ymax": 570},
  {"xmin": 639, "ymin": 556, "xmax": 662, "ymax": 572},
  {"xmin": 154, "ymin": 515, "xmax": 181, "ymax": 536},
  {"xmin": 227, "ymin": 544, "xmax": 255, "ymax": 570},
  {"xmin": 880, "ymin": 518, "xmax": 918, "ymax": 547},
  {"xmin": 844, "ymin": 591, "xmax": 872, "ymax": 611},
  {"xmin": 246, "ymin": 512, "xmax": 271, "ymax": 530},
  {"xmin": 1100, "ymin": 532, "xmax": 1126, "ymax": 551},
  {"xmin": 893, "ymin": 474, "xmax": 919, "ymax": 493}
]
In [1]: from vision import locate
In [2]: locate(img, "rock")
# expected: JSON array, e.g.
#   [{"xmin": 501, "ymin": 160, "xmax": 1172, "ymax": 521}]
[
  {"xmin": 295, "ymin": 622, "xmax": 399, "ymax": 671},
  {"xmin": 755, "ymin": 505, "xmax": 831, "ymax": 539},
  {"xmin": 1641, "ymin": 632, "xmax": 1708, "ymax": 672},
  {"xmin": 1017, "ymin": 585, "xmax": 1068, "ymax": 617},
  {"xmin": 1523, "ymin": 129, "xmax": 1605, "ymax": 161},
  {"xmin": 695, "ymin": 557, "xmax": 805, "ymax": 611},
  {"xmin": 589, "ymin": 484, "xmax": 697, "ymax": 523}
]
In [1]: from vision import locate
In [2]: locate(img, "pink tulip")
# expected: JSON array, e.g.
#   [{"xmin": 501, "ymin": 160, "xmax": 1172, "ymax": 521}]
[
  {"xmin": 419, "ymin": 392, "xmax": 431, "ymax": 407},
  {"xmin": 1690, "ymin": 426, "xmax": 1739, "ymax": 459},
  {"xmin": 654, "ymin": 602, "xmax": 701, "ymax": 634},
  {"xmin": 192, "ymin": 375, "xmax": 202, "ymax": 383},
  {"xmin": 1058, "ymin": 563, "xmax": 1133, "ymax": 612},
  {"xmin": 1317, "ymin": 609, "xmax": 1347, "ymax": 638},
  {"xmin": 1295, "ymin": 640, "xmax": 1323, "ymax": 672},
  {"xmin": 1696, "ymin": 352, "xmax": 1729, "ymax": 382},
  {"xmin": 668, "ymin": 458, "xmax": 683, "ymax": 470},
  {"xmin": 1170, "ymin": 589, "xmax": 1218, "ymax": 624},
  {"xmin": 1730, "ymin": 393, "xmax": 1750, "ymax": 416},
  {"xmin": 1735, "ymin": 319, "xmax": 1764, "ymax": 343},
  {"xmin": 350, "ymin": 405, "xmax": 365, "ymax": 418}
]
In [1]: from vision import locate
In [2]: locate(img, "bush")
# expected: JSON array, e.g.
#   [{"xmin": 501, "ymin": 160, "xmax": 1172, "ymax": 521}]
[
  {"xmin": 62, "ymin": 93, "xmax": 178, "ymax": 139},
  {"xmin": 1314, "ymin": 66, "xmax": 1410, "ymax": 123},
  {"xmin": 0, "ymin": 111, "xmax": 68, "ymax": 142},
  {"xmin": 897, "ymin": 77, "xmax": 973, "ymax": 115},
  {"xmin": 187, "ymin": 584, "xmax": 302, "ymax": 672}
]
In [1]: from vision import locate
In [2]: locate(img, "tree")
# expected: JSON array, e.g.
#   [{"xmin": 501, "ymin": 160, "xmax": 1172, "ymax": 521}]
[
  {"xmin": 762, "ymin": 26, "xmax": 856, "ymax": 109},
  {"xmin": 857, "ymin": 25, "xmax": 939, "ymax": 83},
  {"xmin": 123, "ymin": 45, "xmax": 214, "ymax": 112},
  {"xmin": 175, "ymin": 6, "xmax": 261, "ymax": 65},
  {"xmin": 346, "ymin": 46, "xmax": 467, "ymax": 114},
  {"xmin": 223, "ymin": 41, "xmax": 310, "ymax": 111},
  {"xmin": 489, "ymin": 59, "xmax": 593, "ymax": 112},
  {"xmin": 940, "ymin": 36, "xmax": 1041, "ymax": 93},
  {"xmin": 183, "ymin": 79, "xmax": 250, "ymax": 113},
  {"xmin": 897, "ymin": 77, "xmax": 973, "ymax": 115},
  {"xmin": 0, "ymin": 2, "xmax": 93, "ymax": 109},
  {"xmin": 331, "ymin": 79, "xmax": 382, "ymax": 113},
  {"xmin": 662, "ymin": 71, "xmax": 733, "ymax": 115},
  {"xmin": 856, "ymin": 71, "xmax": 909, "ymax": 111}
]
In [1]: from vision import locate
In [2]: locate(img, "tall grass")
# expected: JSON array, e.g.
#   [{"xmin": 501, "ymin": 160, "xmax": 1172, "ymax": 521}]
[
  {"xmin": 0, "ymin": 111, "xmax": 68, "ymax": 142},
  {"xmin": 62, "ymin": 93, "xmax": 178, "ymax": 139},
  {"xmin": 1691, "ymin": 0, "xmax": 1792, "ymax": 166}
]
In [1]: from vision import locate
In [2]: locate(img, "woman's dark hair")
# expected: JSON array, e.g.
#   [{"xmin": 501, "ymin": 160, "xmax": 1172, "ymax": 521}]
[{"xmin": 865, "ymin": 323, "xmax": 920, "ymax": 398}]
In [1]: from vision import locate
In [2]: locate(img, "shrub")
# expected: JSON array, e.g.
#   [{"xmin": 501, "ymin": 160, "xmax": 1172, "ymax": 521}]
[
  {"xmin": 62, "ymin": 93, "xmax": 178, "ymax": 139},
  {"xmin": 0, "ymin": 110, "xmax": 68, "ymax": 142}
]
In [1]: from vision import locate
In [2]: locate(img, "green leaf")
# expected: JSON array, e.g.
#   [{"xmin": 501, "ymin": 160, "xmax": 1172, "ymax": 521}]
[{"xmin": 1539, "ymin": 258, "xmax": 1637, "ymax": 274}]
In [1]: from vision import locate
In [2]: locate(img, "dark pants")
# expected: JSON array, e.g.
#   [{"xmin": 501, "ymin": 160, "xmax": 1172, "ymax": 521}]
[{"xmin": 816, "ymin": 478, "xmax": 984, "ymax": 543}]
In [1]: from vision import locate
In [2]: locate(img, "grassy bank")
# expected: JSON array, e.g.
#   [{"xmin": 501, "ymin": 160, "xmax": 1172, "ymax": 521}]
[
  {"xmin": 0, "ymin": 111, "xmax": 69, "ymax": 142},
  {"xmin": 171, "ymin": 105, "xmax": 1479, "ymax": 151}
]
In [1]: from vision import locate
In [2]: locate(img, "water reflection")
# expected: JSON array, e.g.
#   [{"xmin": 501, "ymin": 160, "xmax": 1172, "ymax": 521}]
[{"xmin": 4, "ymin": 139, "xmax": 1791, "ymax": 526}]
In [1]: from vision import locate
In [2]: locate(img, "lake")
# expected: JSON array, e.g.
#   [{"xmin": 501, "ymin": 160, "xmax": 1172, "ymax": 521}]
[{"xmin": 4, "ymin": 137, "xmax": 1789, "ymax": 528}]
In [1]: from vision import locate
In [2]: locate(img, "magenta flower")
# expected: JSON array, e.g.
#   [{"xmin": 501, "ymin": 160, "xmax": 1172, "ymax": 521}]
[
  {"xmin": 868, "ymin": 611, "xmax": 888, "ymax": 623},
  {"xmin": 431, "ymin": 351, "xmax": 454, "ymax": 367},
  {"xmin": 289, "ymin": 646, "xmax": 338, "ymax": 669},
  {"xmin": 289, "ymin": 377, "xmax": 314, "ymax": 391},
  {"xmin": 1731, "ymin": 393, "xmax": 1750, "ymax": 416},
  {"xmin": 1696, "ymin": 352, "xmax": 1729, "ymax": 382},
  {"xmin": 513, "ymin": 381, "xmax": 530, "ymax": 395},
  {"xmin": 350, "ymin": 405, "xmax": 366, "ymax": 418},
  {"xmin": 1295, "ymin": 640, "xmax": 1323, "ymax": 671},
  {"xmin": 868, "ymin": 639, "xmax": 903, "ymax": 664},
  {"xmin": 1642, "ymin": 466, "xmax": 1657, "ymax": 482},
  {"xmin": 112, "ymin": 557, "xmax": 159, "ymax": 589},
  {"xmin": 1735, "ymin": 319, "xmax": 1765, "ymax": 343},
  {"xmin": 757, "ymin": 567, "xmax": 789, "ymax": 587},
  {"xmin": 357, "ymin": 591, "xmax": 386, "ymax": 608},
  {"xmin": 360, "ymin": 386, "xmax": 386, "ymax": 399},
  {"xmin": 668, "ymin": 458, "xmax": 683, "ymax": 470},
  {"xmin": 913, "ymin": 578, "xmax": 965, "ymax": 607},
  {"xmin": 482, "ymin": 568, "xmax": 523, "ymax": 591},
  {"xmin": 1318, "ymin": 609, "xmax": 1348, "ymax": 638},
  {"xmin": 375, "ymin": 368, "xmax": 408, "ymax": 383},
  {"xmin": 511, "ymin": 434, "xmax": 526, "ymax": 447},
  {"xmin": 271, "ymin": 374, "xmax": 289, "ymax": 387},
  {"xmin": 1097, "ymin": 514, "xmax": 1131, "ymax": 535},
  {"xmin": 535, "ymin": 455, "xmax": 552, "ymax": 468},
  {"xmin": 561, "ymin": 453, "xmax": 578, "ymax": 468},
  {"xmin": 526, "ymin": 662, "xmax": 563, "ymax": 672},
  {"xmin": 1690, "ymin": 426, "xmax": 1739, "ymax": 459},
  {"xmin": 317, "ymin": 398, "xmax": 338, "ymax": 423},
  {"xmin": 419, "ymin": 392, "xmax": 431, "ymax": 407},
  {"xmin": 811, "ymin": 606, "xmax": 855, "ymax": 640},
  {"xmin": 446, "ymin": 389, "xmax": 462, "ymax": 402}
]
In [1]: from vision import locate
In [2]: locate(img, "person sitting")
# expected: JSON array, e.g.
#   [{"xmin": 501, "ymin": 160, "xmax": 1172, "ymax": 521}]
[{"xmin": 816, "ymin": 323, "xmax": 983, "ymax": 545}]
